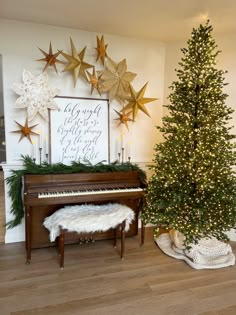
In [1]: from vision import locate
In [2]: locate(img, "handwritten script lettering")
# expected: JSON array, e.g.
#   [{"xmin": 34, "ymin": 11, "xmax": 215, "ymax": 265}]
[{"xmin": 50, "ymin": 98, "xmax": 109, "ymax": 164}]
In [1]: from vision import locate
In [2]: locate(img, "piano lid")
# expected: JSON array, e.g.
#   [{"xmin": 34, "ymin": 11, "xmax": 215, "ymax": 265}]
[{"xmin": 24, "ymin": 170, "xmax": 147, "ymax": 193}]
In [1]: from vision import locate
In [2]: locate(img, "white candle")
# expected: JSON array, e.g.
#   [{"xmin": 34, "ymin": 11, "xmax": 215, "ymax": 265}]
[
  {"xmin": 120, "ymin": 124, "xmax": 124, "ymax": 151},
  {"xmin": 120, "ymin": 131, "xmax": 124, "ymax": 150},
  {"xmin": 126, "ymin": 140, "xmax": 130, "ymax": 158},
  {"xmin": 40, "ymin": 130, "xmax": 43, "ymax": 148},
  {"xmin": 127, "ymin": 122, "xmax": 133, "ymax": 160},
  {"xmin": 116, "ymin": 137, "xmax": 120, "ymax": 155},
  {"xmin": 45, "ymin": 136, "xmax": 48, "ymax": 155},
  {"xmin": 32, "ymin": 141, "xmax": 36, "ymax": 160}
]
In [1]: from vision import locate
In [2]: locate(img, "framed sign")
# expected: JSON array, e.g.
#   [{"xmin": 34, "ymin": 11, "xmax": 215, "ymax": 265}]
[{"xmin": 49, "ymin": 96, "xmax": 110, "ymax": 165}]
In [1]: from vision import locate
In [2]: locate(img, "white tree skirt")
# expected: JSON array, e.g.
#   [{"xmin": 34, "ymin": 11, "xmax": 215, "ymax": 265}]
[{"xmin": 155, "ymin": 233, "xmax": 235, "ymax": 269}]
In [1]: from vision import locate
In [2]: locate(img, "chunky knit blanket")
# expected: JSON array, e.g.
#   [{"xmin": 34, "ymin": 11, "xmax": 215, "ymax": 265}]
[
  {"xmin": 43, "ymin": 203, "xmax": 135, "ymax": 242},
  {"xmin": 156, "ymin": 231, "xmax": 235, "ymax": 269}
]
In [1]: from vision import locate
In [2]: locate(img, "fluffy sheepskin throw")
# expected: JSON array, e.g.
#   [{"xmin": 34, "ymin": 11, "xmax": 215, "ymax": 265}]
[{"xmin": 43, "ymin": 203, "xmax": 135, "ymax": 242}]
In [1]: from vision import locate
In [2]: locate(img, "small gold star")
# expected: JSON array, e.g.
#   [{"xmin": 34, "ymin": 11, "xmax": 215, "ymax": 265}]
[
  {"xmin": 123, "ymin": 83, "xmax": 157, "ymax": 120},
  {"xmin": 86, "ymin": 67, "xmax": 102, "ymax": 95},
  {"xmin": 96, "ymin": 35, "xmax": 108, "ymax": 65},
  {"xmin": 36, "ymin": 41, "xmax": 64, "ymax": 73},
  {"xmin": 11, "ymin": 119, "xmax": 39, "ymax": 143},
  {"xmin": 114, "ymin": 109, "xmax": 133, "ymax": 130}
]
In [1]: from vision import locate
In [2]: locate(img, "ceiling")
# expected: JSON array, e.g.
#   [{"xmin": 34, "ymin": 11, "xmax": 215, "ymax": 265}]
[{"xmin": 1, "ymin": 0, "xmax": 236, "ymax": 42}]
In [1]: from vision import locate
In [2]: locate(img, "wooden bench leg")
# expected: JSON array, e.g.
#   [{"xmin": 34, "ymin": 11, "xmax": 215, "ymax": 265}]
[
  {"xmin": 59, "ymin": 230, "xmax": 65, "ymax": 269},
  {"xmin": 120, "ymin": 220, "xmax": 126, "ymax": 259}
]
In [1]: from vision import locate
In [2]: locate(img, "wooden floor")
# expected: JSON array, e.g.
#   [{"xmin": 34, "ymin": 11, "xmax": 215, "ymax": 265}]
[{"xmin": 0, "ymin": 227, "xmax": 236, "ymax": 315}]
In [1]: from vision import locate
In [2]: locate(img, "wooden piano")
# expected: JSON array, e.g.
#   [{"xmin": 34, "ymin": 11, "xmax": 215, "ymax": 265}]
[{"xmin": 24, "ymin": 170, "xmax": 146, "ymax": 262}]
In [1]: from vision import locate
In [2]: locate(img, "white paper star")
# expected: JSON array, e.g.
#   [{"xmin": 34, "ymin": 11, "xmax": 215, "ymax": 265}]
[{"xmin": 12, "ymin": 70, "xmax": 59, "ymax": 121}]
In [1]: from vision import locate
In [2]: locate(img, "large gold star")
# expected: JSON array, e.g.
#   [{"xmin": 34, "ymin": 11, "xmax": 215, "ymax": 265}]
[
  {"xmin": 114, "ymin": 109, "xmax": 133, "ymax": 130},
  {"xmin": 123, "ymin": 83, "xmax": 157, "ymax": 120},
  {"xmin": 96, "ymin": 35, "xmax": 108, "ymax": 65},
  {"xmin": 98, "ymin": 57, "xmax": 136, "ymax": 102},
  {"xmin": 11, "ymin": 119, "xmax": 39, "ymax": 143},
  {"xmin": 86, "ymin": 67, "xmax": 102, "ymax": 95},
  {"xmin": 61, "ymin": 38, "xmax": 93, "ymax": 87},
  {"xmin": 36, "ymin": 41, "xmax": 64, "ymax": 73}
]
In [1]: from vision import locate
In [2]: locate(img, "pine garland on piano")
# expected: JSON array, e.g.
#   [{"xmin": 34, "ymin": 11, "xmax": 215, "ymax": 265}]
[{"xmin": 6, "ymin": 155, "xmax": 147, "ymax": 228}]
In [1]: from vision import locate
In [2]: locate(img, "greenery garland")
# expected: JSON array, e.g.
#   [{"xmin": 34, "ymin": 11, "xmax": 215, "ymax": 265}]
[{"xmin": 6, "ymin": 155, "xmax": 147, "ymax": 228}]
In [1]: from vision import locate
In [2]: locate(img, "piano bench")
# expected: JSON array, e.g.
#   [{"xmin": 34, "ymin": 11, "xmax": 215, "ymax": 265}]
[{"xmin": 43, "ymin": 203, "xmax": 135, "ymax": 268}]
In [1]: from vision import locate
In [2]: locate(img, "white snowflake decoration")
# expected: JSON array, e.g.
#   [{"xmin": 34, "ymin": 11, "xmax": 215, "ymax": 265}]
[{"xmin": 12, "ymin": 70, "xmax": 59, "ymax": 121}]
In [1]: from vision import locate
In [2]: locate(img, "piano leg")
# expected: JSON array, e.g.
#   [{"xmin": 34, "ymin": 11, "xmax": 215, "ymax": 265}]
[
  {"xmin": 120, "ymin": 220, "xmax": 125, "ymax": 259},
  {"xmin": 141, "ymin": 220, "xmax": 145, "ymax": 246},
  {"xmin": 113, "ymin": 228, "xmax": 117, "ymax": 248},
  {"xmin": 59, "ymin": 229, "xmax": 65, "ymax": 269},
  {"xmin": 139, "ymin": 197, "xmax": 146, "ymax": 246},
  {"xmin": 25, "ymin": 206, "xmax": 31, "ymax": 264}
]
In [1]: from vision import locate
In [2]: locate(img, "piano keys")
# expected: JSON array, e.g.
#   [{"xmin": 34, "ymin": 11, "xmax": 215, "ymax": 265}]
[
  {"xmin": 24, "ymin": 171, "xmax": 146, "ymax": 263},
  {"xmin": 38, "ymin": 187, "xmax": 144, "ymax": 198}
]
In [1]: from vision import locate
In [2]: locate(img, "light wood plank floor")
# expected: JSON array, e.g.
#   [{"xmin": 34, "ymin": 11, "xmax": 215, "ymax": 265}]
[{"xmin": 0, "ymin": 227, "xmax": 235, "ymax": 315}]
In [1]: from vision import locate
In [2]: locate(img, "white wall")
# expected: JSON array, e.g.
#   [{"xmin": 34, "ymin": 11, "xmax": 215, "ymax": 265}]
[
  {"xmin": 0, "ymin": 19, "xmax": 165, "ymax": 242},
  {"xmin": 0, "ymin": 19, "xmax": 165, "ymax": 165},
  {"xmin": 0, "ymin": 54, "xmax": 3, "ymax": 116}
]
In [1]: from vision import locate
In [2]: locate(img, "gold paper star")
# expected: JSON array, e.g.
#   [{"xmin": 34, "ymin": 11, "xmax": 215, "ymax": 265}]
[
  {"xmin": 36, "ymin": 41, "xmax": 64, "ymax": 73},
  {"xmin": 123, "ymin": 83, "xmax": 157, "ymax": 120},
  {"xmin": 61, "ymin": 38, "xmax": 93, "ymax": 87},
  {"xmin": 96, "ymin": 35, "xmax": 108, "ymax": 65},
  {"xmin": 86, "ymin": 67, "xmax": 102, "ymax": 95},
  {"xmin": 11, "ymin": 119, "xmax": 39, "ymax": 143},
  {"xmin": 114, "ymin": 109, "xmax": 133, "ymax": 130},
  {"xmin": 98, "ymin": 57, "xmax": 136, "ymax": 102}
]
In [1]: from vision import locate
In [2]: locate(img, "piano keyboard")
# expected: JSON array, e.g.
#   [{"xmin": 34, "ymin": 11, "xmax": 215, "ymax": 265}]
[{"xmin": 38, "ymin": 187, "xmax": 144, "ymax": 199}]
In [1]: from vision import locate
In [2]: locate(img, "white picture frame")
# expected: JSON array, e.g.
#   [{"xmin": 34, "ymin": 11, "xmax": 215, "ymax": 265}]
[{"xmin": 49, "ymin": 96, "xmax": 110, "ymax": 165}]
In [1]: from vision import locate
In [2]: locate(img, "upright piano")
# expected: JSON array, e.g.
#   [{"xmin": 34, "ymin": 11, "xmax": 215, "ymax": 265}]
[{"xmin": 24, "ymin": 170, "xmax": 146, "ymax": 262}]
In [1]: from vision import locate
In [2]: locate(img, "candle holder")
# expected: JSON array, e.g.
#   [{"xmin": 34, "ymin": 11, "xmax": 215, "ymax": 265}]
[
  {"xmin": 121, "ymin": 147, "xmax": 124, "ymax": 164},
  {"xmin": 128, "ymin": 156, "xmax": 131, "ymax": 163},
  {"xmin": 39, "ymin": 147, "xmax": 42, "ymax": 165},
  {"xmin": 45, "ymin": 153, "xmax": 49, "ymax": 163}
]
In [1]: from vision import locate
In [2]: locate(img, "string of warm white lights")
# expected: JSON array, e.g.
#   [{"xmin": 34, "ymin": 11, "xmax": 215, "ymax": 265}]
[{"xmin": 142, "ymin": 21, "xmax": 236, "ymax": 247}]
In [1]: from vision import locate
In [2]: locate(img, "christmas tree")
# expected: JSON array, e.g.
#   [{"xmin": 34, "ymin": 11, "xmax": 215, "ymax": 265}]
[{"xmin": 142, "ymin": 21, "xmax": 236, "ymax": 246}]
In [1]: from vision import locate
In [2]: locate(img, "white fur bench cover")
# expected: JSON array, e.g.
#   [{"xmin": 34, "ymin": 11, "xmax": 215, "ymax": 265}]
[{"xmin": 43, "ymin": 203, "xmax": 135, "ymax": 242}]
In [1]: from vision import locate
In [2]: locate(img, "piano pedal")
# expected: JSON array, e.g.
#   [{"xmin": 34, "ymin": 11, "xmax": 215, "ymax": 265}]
[{"xmin": 78, "ymin": 236, "xmax": 95, "ymax": 244}]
